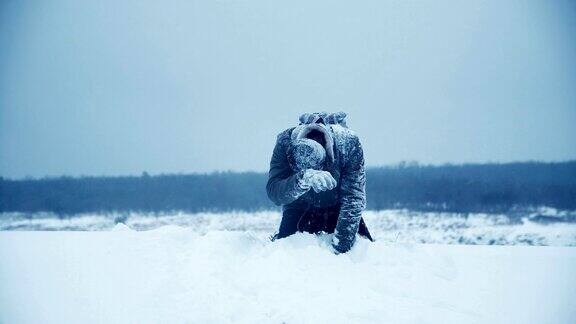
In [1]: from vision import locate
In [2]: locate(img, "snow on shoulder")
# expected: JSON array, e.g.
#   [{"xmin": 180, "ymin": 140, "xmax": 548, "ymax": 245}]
[{"xmin": 1, "ymin": 227, "xmax": 575, "ymax": 323}]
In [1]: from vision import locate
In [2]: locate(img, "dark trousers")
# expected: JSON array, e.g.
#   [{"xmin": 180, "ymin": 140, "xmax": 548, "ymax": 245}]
[{"xmin": 275, "ymin": 205, "xmax": 373, "ymax": 241}]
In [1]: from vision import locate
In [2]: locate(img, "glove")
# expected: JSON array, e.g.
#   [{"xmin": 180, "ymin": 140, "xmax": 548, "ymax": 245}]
[
  {"xmin": 331, "ymin": 234, "xmax": 352, "ymax": 254},
  {"xmin": 298, "ymin": 169, "xmax": 337, "ymax": 193}
]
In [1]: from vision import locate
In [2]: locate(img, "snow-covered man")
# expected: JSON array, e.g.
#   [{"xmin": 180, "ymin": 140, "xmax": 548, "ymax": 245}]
[{"xmin": 267, "ymin": 112, "xmax": 373, "ymax": 254}]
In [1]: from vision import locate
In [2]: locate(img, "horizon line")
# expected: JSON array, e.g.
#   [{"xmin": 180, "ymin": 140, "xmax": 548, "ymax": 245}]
[{"xmin": 2, "ymin": 159, "xmax": 575, "ymax": 181}]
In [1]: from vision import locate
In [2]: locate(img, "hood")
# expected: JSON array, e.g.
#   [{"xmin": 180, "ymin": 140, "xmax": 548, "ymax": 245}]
[{"xmin": 291, "ymin": 123, "xmax": 335, "ymax": 163}]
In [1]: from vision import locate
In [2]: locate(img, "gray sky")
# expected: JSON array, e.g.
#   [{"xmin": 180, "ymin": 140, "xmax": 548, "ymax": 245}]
[{"xmin": 1, "ymin": 0, "xmax": 575, "ymax": 179}]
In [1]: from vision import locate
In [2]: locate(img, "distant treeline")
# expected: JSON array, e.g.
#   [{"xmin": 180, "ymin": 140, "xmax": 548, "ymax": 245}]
[{"xmin": 1, "ymin": 161, "xmax": 575, "ymax": 216}]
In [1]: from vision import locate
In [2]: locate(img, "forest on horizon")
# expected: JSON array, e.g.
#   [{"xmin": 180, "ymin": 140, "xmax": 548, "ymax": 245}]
[{"xmin": 1, "ymin": 161, "xmax": 575, "ymax": 216}]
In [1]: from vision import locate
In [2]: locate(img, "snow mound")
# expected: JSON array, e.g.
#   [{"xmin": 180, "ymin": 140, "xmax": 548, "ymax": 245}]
[
  {"xmin": 1, "ymin": 228, "xmax": 575, "ymax": 323},
  {"xmin": 111, "ymin": 223, "xmax": 132, "ymax": 232}
]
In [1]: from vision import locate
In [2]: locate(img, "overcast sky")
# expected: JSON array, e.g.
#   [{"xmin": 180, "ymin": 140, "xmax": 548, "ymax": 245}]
[{"xmin": 1, "ymin": 0, "xmax": 575, "ymax": 178}]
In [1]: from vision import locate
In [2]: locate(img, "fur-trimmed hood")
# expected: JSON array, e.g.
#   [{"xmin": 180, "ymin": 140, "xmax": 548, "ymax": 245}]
[
  {"xmin": 289, "ymin": 111, "xmax": 349, "ymax": 164},
  {"xmin": 290, "ymin": 123, "xmax": 335, "ymax": 164}
]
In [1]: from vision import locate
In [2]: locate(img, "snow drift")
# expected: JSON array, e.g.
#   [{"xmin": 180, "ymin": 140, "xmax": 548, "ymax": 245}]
[{"xmin": 1, "ymin": 226, "xmax": 575, "ymax": 323}]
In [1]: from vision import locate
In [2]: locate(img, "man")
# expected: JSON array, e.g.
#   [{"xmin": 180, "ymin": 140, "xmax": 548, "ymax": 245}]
[{"xmin": 267, "ymin": 112, "xmax": 373, "ymax": 254}]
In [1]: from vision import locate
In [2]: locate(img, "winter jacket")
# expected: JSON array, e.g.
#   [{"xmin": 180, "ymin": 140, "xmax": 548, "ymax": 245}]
[{"xmin": 266, "ymin": 120, "xmax": 369, "ymax": 253}]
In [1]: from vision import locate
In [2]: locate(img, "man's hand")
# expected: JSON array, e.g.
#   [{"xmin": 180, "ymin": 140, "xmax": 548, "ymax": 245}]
[
  {"xmin": 299, "ymin": 169, "xmax": 337, "ymax": 193},
  {"xmin": 331, "ymin": 233, "xmax": 349, "ymax": 254}
]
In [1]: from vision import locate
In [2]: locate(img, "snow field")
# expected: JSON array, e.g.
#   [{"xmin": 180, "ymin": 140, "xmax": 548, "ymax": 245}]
[
  {"xmin": 2, "ymin": 210, "xmax": 576, "ymax": 246},
  {"xmin": 1, "ymin": 225, "xmax": 575, "ymax": 323}
]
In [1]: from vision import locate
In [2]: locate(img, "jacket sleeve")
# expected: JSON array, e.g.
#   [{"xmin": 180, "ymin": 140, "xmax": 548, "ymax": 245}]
[
  {"xmin": 266, "ymin": 132, "xmax": 309, "ymax": 206},
  {"xmin": 333, "ymin": 136, "xmax": 367, "ymax": 253}
]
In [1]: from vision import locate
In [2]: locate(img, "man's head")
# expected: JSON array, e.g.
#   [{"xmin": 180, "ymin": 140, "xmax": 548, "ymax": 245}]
[
  {"xmin": 287, "ymin": 138, "xmax": 326, "ymax": 172},
  {"xmin": 289, "ymin": 111, "xmax": 348, "ymax": 168}
]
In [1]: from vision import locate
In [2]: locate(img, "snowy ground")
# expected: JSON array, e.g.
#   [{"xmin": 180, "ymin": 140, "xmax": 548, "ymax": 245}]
[
  {"xmin": 2, "ymin": 209, "xmax": 576, "ymax": 246},
  {"xmin": 1, "ymin": 226, "xmax": 575, "ymax": 323}
]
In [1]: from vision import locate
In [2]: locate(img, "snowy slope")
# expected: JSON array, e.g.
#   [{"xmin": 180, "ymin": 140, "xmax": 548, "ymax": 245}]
[{"xmin": 1, "ymin": 226, "xmax": 575, "ymax": 324}]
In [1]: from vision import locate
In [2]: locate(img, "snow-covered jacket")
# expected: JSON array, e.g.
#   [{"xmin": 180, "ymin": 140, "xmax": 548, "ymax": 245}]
[{"xmin": 266, "ymin": 118, "xmax": 367, "ymax": 253}]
